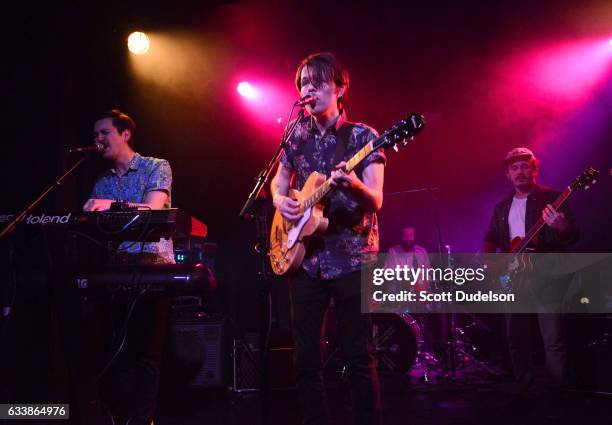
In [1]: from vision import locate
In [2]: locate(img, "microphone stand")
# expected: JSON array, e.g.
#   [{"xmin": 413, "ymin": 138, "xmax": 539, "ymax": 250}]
[
  {"xmin": 385, "ymin": 186, "xmax": 451, "ymax": 377},
  {"xmin": 1, "ymin": 152, "xmax": 93, "ymax": 345},
  {"xmin": 443, "ymin": 244, "xmax": 457, "ymax": 380},
  {"xmin": 0, "ymin": 153, "xmax": 93, "ymax": 239},
  {"xmin": 239, "ymin": 108, "xmax": 304, "ymax": 424}
]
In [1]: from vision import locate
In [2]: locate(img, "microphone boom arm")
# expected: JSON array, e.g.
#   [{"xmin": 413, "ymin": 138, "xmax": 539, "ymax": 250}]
[{"xmin": 0, "ymin": 153, "xmax": 94, "ymax": 238}]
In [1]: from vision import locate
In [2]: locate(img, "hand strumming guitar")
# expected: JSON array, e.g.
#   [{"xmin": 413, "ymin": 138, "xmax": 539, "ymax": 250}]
[
  {"xmin": 542, "ymin": 204, "xmax": 569, "ymax": 231},
  {"xmin": 330, "ymin": 161, "xmax": 361, "ymax": 191},
  {"xmin": 273, "ymin": 194, "xmax": 303, "ymax": 222}
]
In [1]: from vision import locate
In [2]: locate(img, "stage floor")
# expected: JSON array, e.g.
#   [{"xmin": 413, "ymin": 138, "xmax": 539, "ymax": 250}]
[{"xmin": 156, "ymin": 366, "xmax": 611, "ymax": 425}]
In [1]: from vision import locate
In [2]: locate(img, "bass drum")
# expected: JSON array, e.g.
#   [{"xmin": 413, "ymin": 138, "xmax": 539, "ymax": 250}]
[
  {"xmin": 371, "ymin": 313, "xmax": 422, "ymax": 374},
  {"xmin": 322, "ymin": 306, "xmax": 422, "ymax": 375}
]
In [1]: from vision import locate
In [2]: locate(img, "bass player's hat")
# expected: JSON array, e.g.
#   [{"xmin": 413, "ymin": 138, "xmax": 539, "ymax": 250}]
[{"xmin": 503, "ymin": 147, "xmax": 537, "ymax": 167}]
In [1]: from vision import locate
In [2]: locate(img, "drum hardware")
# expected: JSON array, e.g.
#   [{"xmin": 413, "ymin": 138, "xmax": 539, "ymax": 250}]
[
  {"xmin": 411, "ymin": 316, "xmax": 441, "ymax": 383},
  {"xmin": 427, "ymin": 294, "xmax": 499, "ymax": 379},
  {"xmin": 446, "ymin": 316, "xmax": 500, "ymax": 377},
  {"xmin": 433, "ymin": 245, "xmax": 499, "ymax": 379}
]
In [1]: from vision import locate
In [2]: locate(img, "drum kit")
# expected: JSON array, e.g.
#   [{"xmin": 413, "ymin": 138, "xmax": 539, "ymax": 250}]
[
  {"xmin": 370, "ymin": 309, "xmax": 500, "ymax": 381},
  {"xmin": 321, "ymin": 233, "xmax": 503, "ymax": 381},
  {"xmin": 322, "ymin": 294, "xmax": 500, "ymax": 383}
]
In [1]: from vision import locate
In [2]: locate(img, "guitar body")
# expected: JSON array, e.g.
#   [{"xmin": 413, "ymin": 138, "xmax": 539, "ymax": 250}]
[
  {"xmin": 508, "ymin": 236, "xmax": 536, "ymax": 273},
  {"xmin": 269, "ymin": 171, "xmax": 329, "ymax": 276},
  {"xmin": 499, "ymin": 237, "xmax": 536, "ymax": 292}
]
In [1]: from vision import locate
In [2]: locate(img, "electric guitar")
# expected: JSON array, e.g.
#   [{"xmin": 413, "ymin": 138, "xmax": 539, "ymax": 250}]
[
  {"xmin": 499, "ymin": 166, "xmax": 599, "ymax": 291},
  {"xmin": 269, "ymin": 114, "xmax": 426, "ymax": 276}
]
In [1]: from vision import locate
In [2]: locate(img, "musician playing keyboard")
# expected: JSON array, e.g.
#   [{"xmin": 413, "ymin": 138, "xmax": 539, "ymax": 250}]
[
  {"xmin": 84, "ymin": 108, "xmax": 174, "ymax": 266},
  {"xmin": 80, "ymin": 109, "xmax": 173, "ymax": 425}
]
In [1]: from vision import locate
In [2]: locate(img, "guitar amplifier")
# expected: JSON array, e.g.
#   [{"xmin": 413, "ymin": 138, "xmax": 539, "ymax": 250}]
[
  {"xmin": 231, "ymin": 333, "xmax": 295, "ymax": 392},
  {"xmin": 162, "ymin": 312, "xmax": 227, "ymax": 389}
]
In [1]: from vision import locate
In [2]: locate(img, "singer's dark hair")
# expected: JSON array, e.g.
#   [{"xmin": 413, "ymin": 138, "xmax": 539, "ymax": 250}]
[
  {"xmin": 295, "ymin": 52, "xmax": 349, "ymax": 109},
  {"xmin": 95, "ymin": 109, "xmax": 136, "ymax": 146}
]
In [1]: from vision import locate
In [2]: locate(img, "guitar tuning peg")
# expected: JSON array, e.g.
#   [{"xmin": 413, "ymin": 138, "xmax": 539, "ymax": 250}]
[{"xmin": 393, "ymin": 145, "xmax": 399, "ymax": 152}]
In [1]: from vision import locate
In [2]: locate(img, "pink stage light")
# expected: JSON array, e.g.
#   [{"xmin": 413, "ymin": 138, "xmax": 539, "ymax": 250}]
[
  {"xmin": 490, "ymin": 37, "xmax": 612, "ymax": 152},
  {"xmin": 521, "ymin": 40, "xmax": 610, "ymax": 103},
  {"xmin": 233, "ymin": 75, "xmax": 297, "ymax": 137},
  {"xmin": 496, "ymin": 37, "xmax": 612, "ymax": 113},
  {"xmin": 237, "ymin": 81, "xmax": 259, "ymax": 99}
]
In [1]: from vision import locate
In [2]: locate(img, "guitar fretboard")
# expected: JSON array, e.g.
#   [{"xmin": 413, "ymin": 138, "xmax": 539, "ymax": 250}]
[{"xmin": 301, "ymin": 141, "xmax": 375, "ymax": 210}]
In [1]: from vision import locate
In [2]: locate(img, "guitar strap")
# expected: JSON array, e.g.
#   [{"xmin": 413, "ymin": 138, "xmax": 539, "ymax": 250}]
[{"xmin": 333, "ymin": 123, "xmax": 354, "ymax": 174}]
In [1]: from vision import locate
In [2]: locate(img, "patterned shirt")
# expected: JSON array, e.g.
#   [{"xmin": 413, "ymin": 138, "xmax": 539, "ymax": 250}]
[
  {"xmin": 280, "ymin": 111, "xmax": 386, "ymax": 280},
  {"xmin": 91, "ymin": 152, "xmax": 175, "ymax": 264}
]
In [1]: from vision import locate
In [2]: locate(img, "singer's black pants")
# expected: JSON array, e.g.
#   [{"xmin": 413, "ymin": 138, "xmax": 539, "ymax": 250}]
[{"xmin": 290, "ymin": 269, "xmax": 381, "ymax": 425}]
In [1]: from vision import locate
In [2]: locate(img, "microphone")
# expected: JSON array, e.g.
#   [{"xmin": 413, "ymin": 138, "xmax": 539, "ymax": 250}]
[
  {"xmin": 68, "ymin": 143, "xmax": 104, "ymax": 153},
  {"xmin": 294, "ymin": 94, "xmax": 317, "ymax": 107}
]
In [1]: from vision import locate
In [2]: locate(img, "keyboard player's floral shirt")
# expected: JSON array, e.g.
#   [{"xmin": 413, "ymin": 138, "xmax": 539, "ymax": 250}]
[{"xmin": 90, "ymin": 152, "xmax": 175, "ymax": 264}]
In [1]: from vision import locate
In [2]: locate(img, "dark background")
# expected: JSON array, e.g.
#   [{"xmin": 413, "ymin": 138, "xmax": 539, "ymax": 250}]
[{"xmin": 3, "ymin": 0, "xmax": 612, "ymax": 331}]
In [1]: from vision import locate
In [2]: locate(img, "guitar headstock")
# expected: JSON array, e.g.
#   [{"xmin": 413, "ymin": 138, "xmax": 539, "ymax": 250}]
[
  {"xmin": 374, "ymin": 113, "xmax": 425, "ymax": 151},
  {"xmin": 570, "ymin": 167, "xmax": 600, "ymax": 191}
]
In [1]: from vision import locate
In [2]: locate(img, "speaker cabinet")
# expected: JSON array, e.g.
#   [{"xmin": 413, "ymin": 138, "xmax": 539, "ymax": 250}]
[
  {"xmin": 231, "ymin": 333, "xmax": 295, "ymax": 392},
  {"xmin": 163, "ymin": 312, "xmax": 226, "ymax": 389}
]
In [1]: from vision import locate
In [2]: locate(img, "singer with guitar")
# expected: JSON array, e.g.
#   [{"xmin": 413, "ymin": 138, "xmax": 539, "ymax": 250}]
[
  {"xmin": 482, "ymin": 147, "xmax": 579, "ymax": 396},
  {"xmin": 271, "ymin": 52, "xmax": 385, "ymax": 425}
]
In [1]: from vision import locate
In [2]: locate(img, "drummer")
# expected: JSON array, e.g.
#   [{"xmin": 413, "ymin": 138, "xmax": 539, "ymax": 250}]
[
  {"xmin": 385, "ymin": 226, "xmax": 439, "ymax": 356},
  {"xmin": 385, "ymin": 225, "xmax": 432, "ymax": 295}
]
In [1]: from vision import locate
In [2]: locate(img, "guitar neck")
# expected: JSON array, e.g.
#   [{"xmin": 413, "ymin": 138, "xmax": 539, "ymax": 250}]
[
  {"xmin": 511, "ymin": 186, "xmax": 572, "ymax": 253},
  {"xmin": 302, "ymin": 141, "xmax": 376, "ymax": 209}
]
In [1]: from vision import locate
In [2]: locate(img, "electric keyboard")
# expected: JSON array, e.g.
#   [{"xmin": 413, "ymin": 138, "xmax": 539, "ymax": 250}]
[
  {"xmin": 72, "ymin": 263, "xmax": 217, "ymax": 294},
  {"xmin": 0, "ymin": 209, "xmax": 207, "ymax": 242}
]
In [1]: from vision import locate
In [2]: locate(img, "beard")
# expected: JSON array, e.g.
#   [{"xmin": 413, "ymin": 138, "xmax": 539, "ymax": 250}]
[
  {"xmin": 400, "ymin": 241, "xmax": 415, "ymax": 251},
  {"xmin": 513, "ymin": 178, "xmax": 535, "ymax": 191}
]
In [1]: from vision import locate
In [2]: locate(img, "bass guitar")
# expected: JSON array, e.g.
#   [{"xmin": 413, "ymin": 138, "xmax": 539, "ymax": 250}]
[{"xmin": 499, "ymin": 166, "xmax": 599, "ymax": 291}]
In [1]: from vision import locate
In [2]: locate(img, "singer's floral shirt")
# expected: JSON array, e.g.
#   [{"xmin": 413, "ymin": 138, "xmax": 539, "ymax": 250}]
[
  {"xmin": 90, "ymin": 152, "xmax": 175, "ymax": 264},
  {"xmin": 280, "ymin": 111, "xmax": 386, "ymax": 280}
]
